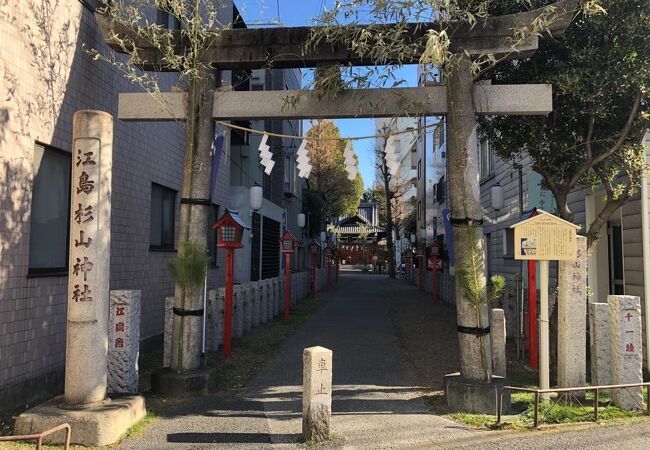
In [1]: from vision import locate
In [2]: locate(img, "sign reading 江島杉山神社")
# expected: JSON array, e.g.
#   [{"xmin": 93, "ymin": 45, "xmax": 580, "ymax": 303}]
[{"xmin": 512, "ymin": 209, "xmax": 580, "ymax": 261}]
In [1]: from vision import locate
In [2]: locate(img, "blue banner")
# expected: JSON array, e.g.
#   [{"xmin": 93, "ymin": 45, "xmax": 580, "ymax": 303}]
[{"xmin": 442, "ymin": 208, "xmax": 455, "ymax": 267}]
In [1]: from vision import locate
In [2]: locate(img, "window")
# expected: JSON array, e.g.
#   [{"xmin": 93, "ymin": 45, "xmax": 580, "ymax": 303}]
[
  {"xmin": 28, "ymin": 143, "xmax": 71, "ymax": 274},
  {"xmin": 502, "ymin": 228, "xmax": 515, "ymax": 258},
  {"xmin": 417, "ymin": 159, "xmax": 422, "ymax": 180},
  {"xmin": 150, "ymin": 183, "xmax": 176, "ymax": 250},
  {"xmin": 207, "ymin": 204, "xmax": 220, "ymax": 267},
  {"xmin": 436, "ymin": 176, "xmax": 446, "ymax": 204},
  {"xmin": 156, "ymin": 4, "xmax": 180, "ymax": 29},
  {"xmin": 417, "ymin": 201, "xmax": 422, "ymax": 220},
  {"xmin": 479, "ymin": 139, "xmax": 493, "ymax": 179}
]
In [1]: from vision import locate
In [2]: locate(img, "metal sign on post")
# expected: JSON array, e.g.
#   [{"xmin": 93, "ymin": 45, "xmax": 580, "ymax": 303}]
[{"xmin": 511, "ymin": 210, "xmax": 580, "ymax": 396}]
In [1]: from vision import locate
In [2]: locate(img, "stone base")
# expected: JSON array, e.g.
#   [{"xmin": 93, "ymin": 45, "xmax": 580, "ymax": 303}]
[
  {"xmin": 444, "ymin": 373, "xmax": 511, "ymax": 415},
  {"xmin": 13, "ymin": 395, "xmax": 146, "ymax": 447},
  {"xmin": 151, "ymin": 367, "xmax": 216, "ymax": 395}
]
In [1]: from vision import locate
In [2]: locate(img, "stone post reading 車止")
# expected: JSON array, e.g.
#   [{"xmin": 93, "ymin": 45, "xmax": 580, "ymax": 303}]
[
  {"xmin": 609, "ymin": 295, "xmax": 643, "ymax": 410},
  {"xmin": 108, "ymin": 290, "xmax": 141, "ymax": 394},
  {"xmin": 557, "ymin": 236, "xmax": 587, "ymax": 387},
  {"xmin": 65, "ymin": 110, "xmax": 113, "ymax": 406},
  {"xmin": 303, "ymin": 346, "xmax": 333, "ymax": 442}
]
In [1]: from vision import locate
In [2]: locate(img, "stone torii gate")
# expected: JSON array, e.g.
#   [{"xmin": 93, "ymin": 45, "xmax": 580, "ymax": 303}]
[{"xmin": 96, "ymin": 0, "xmax": 575, "ymax": 412}]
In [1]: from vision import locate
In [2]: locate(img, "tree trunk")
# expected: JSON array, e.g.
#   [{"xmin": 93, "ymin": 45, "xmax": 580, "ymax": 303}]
[
  {"xmin": 170, "ymin": 72, "xmax": 216, "ymax": 372},
  {"xmin": 446, "ymin": 57, "xmax": 492, "ymax": 381}
]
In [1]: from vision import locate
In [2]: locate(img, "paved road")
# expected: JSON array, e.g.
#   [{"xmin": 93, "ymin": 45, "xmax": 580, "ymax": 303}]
[
  {"xmin": 121, "ymin": 273, "xmax": 650, "ymax": 449},
  {"xmin": 121, "ymin": 273, "xmax": 476, "ymax": 449}
]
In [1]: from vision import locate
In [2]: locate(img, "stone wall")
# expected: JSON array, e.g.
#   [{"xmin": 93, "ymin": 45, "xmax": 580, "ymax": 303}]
[{"xmin": 164, "ymin": 270, "xmax": 326, "ymax": 362}]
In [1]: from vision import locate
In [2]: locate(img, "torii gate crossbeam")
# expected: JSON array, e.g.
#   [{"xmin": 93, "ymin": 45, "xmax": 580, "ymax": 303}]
[{"xmin": 117, "ymin": 84, "xmax": 553, "ymax": 121}]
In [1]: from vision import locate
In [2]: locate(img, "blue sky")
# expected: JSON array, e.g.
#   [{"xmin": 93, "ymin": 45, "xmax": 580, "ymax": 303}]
[{"xmin": 236, "ymin": 0, "xmax": 419, "ymax": 189}]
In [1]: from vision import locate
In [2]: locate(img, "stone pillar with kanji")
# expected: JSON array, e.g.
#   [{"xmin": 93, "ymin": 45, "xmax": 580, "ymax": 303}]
[
  {"xmin": 557, "ymin": 235, "xmax": 588, "ymax": 387},
  {"xmin": 609, "ymin": 295, "xmax": 643, "ymax": 410},
  {"xmin": 65, "ymin": 110, "xmax": 113, "ymax": 406},
  {"xmin": 303, "ymin": 346, "xmax": 333, "ymax": 442},
  {"xmin": 108, "ymin": 290, "xmax": 141, "ymax": 394}
]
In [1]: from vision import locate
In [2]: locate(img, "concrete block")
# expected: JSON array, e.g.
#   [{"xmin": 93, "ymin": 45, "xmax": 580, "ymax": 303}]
[
  {"xmin": 108, "ymin": 290, "xmax": 141, "ymax": 394},
  {"xmin": 14, "ymin": 395, "xmax": 146, "ymax": 447},
  {"xmin": 233, "ymin": 285, "xmax": 243, "ymax": 339},
  {"xmin": 490, "ymin": 308, "xmax": 506, "ymax": 379},
  {"xmin": 444, "ymin": 373, "xmax": 510, "ymax": 415},
  {"xmin": 250, "ymin": 281, "xmax": 260, "ymax": 327},
  {"xmin": 588, "ymin": 302, "xmax": 611, "ymax": 386},
  {"xmin": 608, "ymin": 295, "xmax": 643, "ymax": 409},
  {"xmin": 259, "ymin": 281, "xmax": 268, "ymax": 324},
  {"xmin": 557, "ymin": 236, "xmax": 587, "ymax": 387}
]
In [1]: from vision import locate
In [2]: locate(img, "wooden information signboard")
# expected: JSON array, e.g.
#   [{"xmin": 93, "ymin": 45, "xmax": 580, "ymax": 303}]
[
  {"xmin": 510, "ymin": 209, "xmax": 580, "ymax": 399},
  {"xmin": 512, "ymin": 210, "xmax": 580, "ymax": 261}
]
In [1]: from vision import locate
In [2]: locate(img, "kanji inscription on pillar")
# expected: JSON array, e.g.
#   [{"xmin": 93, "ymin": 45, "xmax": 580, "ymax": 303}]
[
  {"xmin": 303, "ymin": 346, "xmax": 333, "ymax": 442},
  {"xmin": 621, "ymin": 308, "xmax": 639, "ymax": 356},
  {"xmin": 111, "ymin": 303, "xmax": 128, "ymax": 352},
  {"xmin": 68, "ymin": 137, "xmax": 101, "ymax": 322}
]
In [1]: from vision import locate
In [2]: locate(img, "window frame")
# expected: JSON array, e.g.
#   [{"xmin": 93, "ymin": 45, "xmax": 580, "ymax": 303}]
[
  {"xmin": 149, "ymin": 182, "xmax": 177, "ymax": 251},
  {"xmin": 27, "ymin": 142, "xmax": 72, "ymax": 278}
]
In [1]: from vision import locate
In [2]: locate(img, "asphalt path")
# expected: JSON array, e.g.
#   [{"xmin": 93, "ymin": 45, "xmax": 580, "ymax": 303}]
[
  {"xmin": 120, "ymin": 272, "xmax": 476, "ymax": 449},
  {"xmin": 120, "ymin": 272, "xmax": 650, "ymax": 449}
]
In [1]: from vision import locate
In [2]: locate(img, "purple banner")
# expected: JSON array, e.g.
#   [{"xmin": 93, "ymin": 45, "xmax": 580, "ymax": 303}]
[
  {"xmin": 209, "ymin": 134, "xmax": 224, "ymax": 200},
  {"xmin": 442, "ymin": 208, "xmax": 455, "ymax": 267}
]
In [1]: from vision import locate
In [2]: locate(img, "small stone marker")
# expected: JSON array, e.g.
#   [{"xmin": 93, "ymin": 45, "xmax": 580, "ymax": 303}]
[
  {"xmin": 588, "ymin": 302, "xmax": 611, "ymax": 386},
  {"xmin": 557, "ymin": 236, "xmax": 587, "ymax": 387},
  {"xmin": 609, "ymin": 295, "xmax": 643, "ymax": 410},
  {"xmin": 108, "ymin": 290, "xmax": 141, "ymax": 394},
  {"xmin": 303, "ymin": 346, "xmax": 333, "ymax": 442},
  {"xmin": 490, "ymin": 309, "xmax": 506, "ymax": 378}
]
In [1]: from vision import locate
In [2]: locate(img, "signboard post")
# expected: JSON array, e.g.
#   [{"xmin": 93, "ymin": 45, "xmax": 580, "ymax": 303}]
[{"xmin": 512, "ymin": 210, "xmax": 580, "ymax": 396}]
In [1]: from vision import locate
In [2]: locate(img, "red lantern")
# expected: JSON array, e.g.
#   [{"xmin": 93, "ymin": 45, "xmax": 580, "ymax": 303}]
[
  {"xmin": 280, "ymin": 231, "xmax": 299, "ymax": 319},
  {"xmin": 280, "ymin": 231, "xmax": 299, "ymax": 254},
  {"xmin": 213, "ymin": 209, "xmax": 248, "ymax": 250},
  {"xmin": 211, "ymin": 209, "xmax": 249, "ymax": 357}
]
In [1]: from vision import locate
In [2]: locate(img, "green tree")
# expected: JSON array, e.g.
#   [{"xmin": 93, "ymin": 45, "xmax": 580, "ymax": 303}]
[
  {"xmin": 306, "ymin": 120, "xmax": 365, "ymax": 220},
  {"xmin": 479, "ymin": 0, "xmax": 650, "ymax": 249}
]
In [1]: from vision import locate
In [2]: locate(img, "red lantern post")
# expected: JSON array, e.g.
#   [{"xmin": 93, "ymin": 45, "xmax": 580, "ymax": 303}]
[
  {"xmin": 310, "ymin": 239, "xmax": 320, "ymax": 298},
  {"xmin": 212, "ymin": 209, "xmax": 249, "ymax": 358},
  {"xmin": 280, "ymin": 231, "xmax": 299, "ymax": 320}
]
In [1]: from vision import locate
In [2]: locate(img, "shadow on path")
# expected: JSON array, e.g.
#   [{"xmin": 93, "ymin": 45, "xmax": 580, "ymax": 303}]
[{"xmin": 120, "ymin": 273, "xmax": 472, "ymax": 449}]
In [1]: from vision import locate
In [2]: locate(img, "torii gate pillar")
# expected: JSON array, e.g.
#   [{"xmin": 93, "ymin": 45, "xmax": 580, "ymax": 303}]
[{"xmin": 443, "ymin": 57, "xmax": 509, "ymax": 414}]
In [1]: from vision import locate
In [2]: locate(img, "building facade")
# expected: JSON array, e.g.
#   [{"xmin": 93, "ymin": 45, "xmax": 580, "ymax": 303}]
[{"xmin": 0, "ymin": 0, "xmax": 310, "ymax": 413}]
